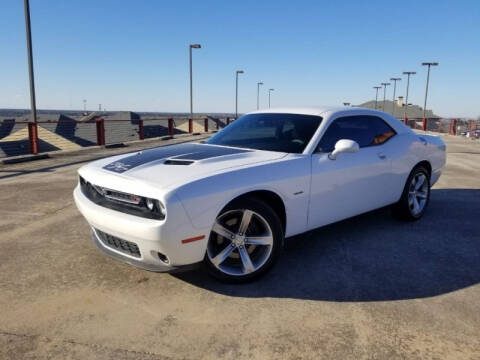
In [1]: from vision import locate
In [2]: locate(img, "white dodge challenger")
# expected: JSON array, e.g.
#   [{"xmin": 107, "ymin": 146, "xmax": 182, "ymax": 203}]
[{"xmin": 74, "ymin": 107, "xmax": 446, "ymax": 282}]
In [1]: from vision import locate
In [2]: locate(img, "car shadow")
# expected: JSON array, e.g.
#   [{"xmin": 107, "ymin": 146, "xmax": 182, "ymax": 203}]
[{"xmin": 174, "ymin": 188, "xmax": 480, "ymax": 301}]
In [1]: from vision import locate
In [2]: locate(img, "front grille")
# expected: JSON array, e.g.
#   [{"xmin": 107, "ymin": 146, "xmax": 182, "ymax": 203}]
[
  {"xmin": 95, "ymin": 229, "xmax": 141, "ymax": 258},
  {"xmin": 79, "ymin": 176, "xmax": 164, "ymax": 220}
]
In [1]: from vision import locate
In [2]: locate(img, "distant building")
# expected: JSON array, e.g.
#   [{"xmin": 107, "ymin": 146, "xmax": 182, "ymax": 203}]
[
  {"xmin": 104, "ymin": 111, "xmax": 141, "ymax": 122},
  {"xmin": 358, "ymin": 99, "xmax": 440, "ymax": 119}
]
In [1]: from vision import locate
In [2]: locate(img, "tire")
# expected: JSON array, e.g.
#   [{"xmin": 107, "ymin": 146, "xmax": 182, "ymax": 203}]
[
  {"xmin": 204, "ymin": 197, "xmax": 284, "ymax": 283},
  {"xmin": 392, "ymin": 165, "xmax": 431, "ymax": 221}
]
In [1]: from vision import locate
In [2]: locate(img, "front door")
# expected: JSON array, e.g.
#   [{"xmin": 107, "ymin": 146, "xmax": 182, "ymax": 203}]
[{"xmin": 308, "ymin": 115, "xmax": 397, "ymax": 230}]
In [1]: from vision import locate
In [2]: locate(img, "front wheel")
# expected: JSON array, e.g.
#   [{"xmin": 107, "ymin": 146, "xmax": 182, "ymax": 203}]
[
  {"xmin": 392, "ymin": 166, "xmax": 431, "ymax": 221},
  {"xmin": 204, "ymin": 197, "xmax": 283, "ymax": 283}
]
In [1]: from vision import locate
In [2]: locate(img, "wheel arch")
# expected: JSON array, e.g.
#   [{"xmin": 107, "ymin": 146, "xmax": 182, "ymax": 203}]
[
  {"xmin": 218, "ymin": 189, "xmax": 287, "ymax": 234},
  {"xmin": 413, "ymin": 160, "xmax": 432, "ymax": 178}
]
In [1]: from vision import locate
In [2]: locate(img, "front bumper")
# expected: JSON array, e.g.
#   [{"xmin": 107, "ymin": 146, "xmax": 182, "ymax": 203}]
[
  {"xmin": 74, "ymin": 185, "xmax": 210, "ymax": 270},
  {"xmin": 91, "ymin": 228, "xmax": 176, "ymax": 272}
]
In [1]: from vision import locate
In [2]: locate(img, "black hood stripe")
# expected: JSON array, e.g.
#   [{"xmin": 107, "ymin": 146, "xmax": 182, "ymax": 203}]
[{"xmin": 103, "ymin": 143, "xmax": 251, "ymax": 173}]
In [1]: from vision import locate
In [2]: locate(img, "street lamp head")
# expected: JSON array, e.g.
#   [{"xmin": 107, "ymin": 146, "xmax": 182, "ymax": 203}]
[
  {"xmin": 422, "ymin": 62, "xmax": 439, "ymax": 66},
  {"xmin": 390, "ymin": 77, "xmax": 401, "ymax": 81},
  {"xmin": 258, "ymin": 82, "xmax": 264, "ymax": 85},
  {"xmin": 373, "ymin": 86, "xmax": 382, "ymax": 89},
  {"xmin": 190, "ymin": 44, "xmax": 201, "ymax": 49},
  {"xmin": 236, "ymin": 70, "xmax": 244, "ymax": 74},
  {"xmin": 381, "ymin": 82, "xmax": 391, "ymax": 86},
  {"xmin": 403, "ymin": 71, "xmax": 416, "ymax": 75},
  {"xmin": 269, "ymin": 88, "xmax": 274, "ymax": 91}
]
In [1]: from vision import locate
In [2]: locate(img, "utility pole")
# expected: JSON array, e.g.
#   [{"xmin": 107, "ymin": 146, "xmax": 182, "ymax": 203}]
[
  {"xmin": 83, "ymin": 99, "xmax": 87, "ymax": 112},
  {"xmin": 189, "ymin": 44, "xmax": 201, "ymax": 119},
  {"xmin": 421, "ymin": 62, "xmax": 439, "ymax": 119},
  {"xmin": 381, "ymin": 82, "xmax": 391, "ymax": 112},
  {"xmin": 256, "ymin": 82, "xmax": 263, "ymax": 110},
  {"xmin": 23, "ymin": 0, "xmax": 37, "ymax": 124},
  {"xmin": 235, "ymin": 70, "xmax": 244, "ymax": 119},
  {"xmin": 390, "ymin": 77, "xmax": 401, "ymax": 117},
  {"xmin": 268, "ymin": 88, "xmax": 275, "ymax": 108},
  {"xmin": 373, "ymin": 86, "xmax": 382, "ymax": 110},
  {"xmin": 402, "ymin": 71, "xmax": 416, "ymax": 120}
]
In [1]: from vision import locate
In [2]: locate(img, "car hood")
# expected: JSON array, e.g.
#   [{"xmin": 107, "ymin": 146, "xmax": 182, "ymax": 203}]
[{"xmin": 80, "ymin": 142, "xmax": 287, "ymax": 191}]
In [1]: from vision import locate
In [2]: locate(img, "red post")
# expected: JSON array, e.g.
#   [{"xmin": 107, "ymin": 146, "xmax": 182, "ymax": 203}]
[
  {"xmin": 96, "ymin": 118, "xmax": 105, "ymax": 146},
  {"xmin": 226, "ymin": 117, "xmax": 230, "ymax": 125},
  {"xmin": 168, "ymin": 117, "xmax": 174, "ymax": 136},
  {"xmin": 28, "ymin": 122, "xmax": 39, "ymax": 155},
  {"xmin": 188, "ymin": 118, "xmax": 193, "ymax": 133},
  {"xmin": 138, "ymin": 119, "xmax": 144, "ymax": 140},
  {"xmin": 404, "ymin": 117, "xmax": 408, "ymax": 126},
  {"xmin": 469, "ymin": 120, "xmax": 473, "ymax": 133},
  {"xmin": 449, "ymin": 119, "xmax": 457, "ymax": 135},
  {"xmin": 204, "ymin": 117, "xmax": 208, "ymax": 132},
  {"xmin": 422, "ymin": 118, "xmax": 427, "ymax": 131}
]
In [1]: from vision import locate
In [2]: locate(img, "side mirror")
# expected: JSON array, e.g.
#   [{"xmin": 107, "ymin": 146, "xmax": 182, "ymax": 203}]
[{"xmin": 328, "ymin": 139, "xmax": 359, "ymax": 160}]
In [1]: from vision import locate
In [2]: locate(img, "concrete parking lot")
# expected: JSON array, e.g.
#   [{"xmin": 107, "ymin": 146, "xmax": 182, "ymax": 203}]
[{"xmin": 0, "ymin": 134, "xmax": 479, "ymax": 360}]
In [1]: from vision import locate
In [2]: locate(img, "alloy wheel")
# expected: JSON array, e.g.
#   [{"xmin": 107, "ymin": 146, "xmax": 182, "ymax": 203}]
[
  {"xmin": 207, "ymin": 209, "xmax": 274, "ymax": 276},
  {"xmin": 408, "ymin": 173, "xmax": 429, "ymax": 216}
]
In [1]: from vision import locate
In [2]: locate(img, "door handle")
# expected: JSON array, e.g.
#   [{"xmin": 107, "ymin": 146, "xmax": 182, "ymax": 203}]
[{"xmin": 377, "ymin": 152, "xmax": 387, "ymax": 160}]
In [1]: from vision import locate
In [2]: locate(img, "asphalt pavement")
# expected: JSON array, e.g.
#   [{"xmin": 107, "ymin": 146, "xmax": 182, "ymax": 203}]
[{"xmin": 0, "ymin": 134, "xmax": 479, "ymax": 360}]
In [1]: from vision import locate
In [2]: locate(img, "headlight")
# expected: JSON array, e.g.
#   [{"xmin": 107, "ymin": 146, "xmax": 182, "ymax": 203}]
[
  {"xmin": 145, "ymin": 198, "xmax": 166, "ymax": 217},
  {"xmin": 146, "ymin": 198, "xmax": 155, "ymax": 211}
]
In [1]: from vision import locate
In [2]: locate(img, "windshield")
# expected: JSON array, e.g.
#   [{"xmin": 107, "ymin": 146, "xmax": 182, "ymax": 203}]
[{"xmin": 207, "ymin": 113, "xmax": 322, "ymax": 153}]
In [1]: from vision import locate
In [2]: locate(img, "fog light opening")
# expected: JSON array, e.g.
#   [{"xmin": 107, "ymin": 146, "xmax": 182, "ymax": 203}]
[{"xmin": 157, "ymin": 252, "xmax": 170, "ymax": 264}]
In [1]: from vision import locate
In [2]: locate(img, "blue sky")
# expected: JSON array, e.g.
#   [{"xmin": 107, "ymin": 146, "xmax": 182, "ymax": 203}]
[{"xmin": 1, "ymin": 0, "xmax": 479, "ymax": 117}]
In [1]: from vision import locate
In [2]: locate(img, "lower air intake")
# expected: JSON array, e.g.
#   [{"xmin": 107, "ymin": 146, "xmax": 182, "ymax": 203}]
[{"xmin": 95, "ymin": 229, "xmax": 141, "ymax": 258}]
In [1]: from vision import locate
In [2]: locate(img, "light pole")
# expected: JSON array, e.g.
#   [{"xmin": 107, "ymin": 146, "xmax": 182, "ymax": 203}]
[
  {"xmin": 235, "ymin": 70, "xmax": 244, "ymax": 119},
  {"xmin": 402, "ymin": 71, "xmax": 416, "ymax": 120},
  {"xmin": 268, "ymin": 88, "xmax": 275, "ymax": 108},
  {"xmin": 373, "ymin": 86, "xmax": 381, "ymax": 109},
  {"xmin": 381, "ymin": 82, "xmax": 391, "ymax": 111},
  {"xmin": 256, "ymin": 82, "xmax": 264, "ymax": 110},
  {"xmin": 421, "ymin": 62, "xmax": 439, "ymax": 119},
  {"xmin": 390, "ymin": 77, "xmax": 401, "ymax": 116},
  {"xmin": 23, "ymin": 0, "xmax": 37, "ymax": 124},
  {"xmin": 189, "ymin": 44, "xmax": 201, "ymax": 119},
  {"xmin": 83, "ymin": 99, "xmax": 87, "ymax": 112}
]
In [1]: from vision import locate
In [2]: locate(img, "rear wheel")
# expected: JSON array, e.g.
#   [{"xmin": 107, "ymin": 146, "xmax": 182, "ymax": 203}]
[
  {"xmin": 204, "ymin": 197, "xmax": 283, "ymax": 283},
  {"xmin": 392, "ymin": 166, "xmax": 430, "ymax": 221}
]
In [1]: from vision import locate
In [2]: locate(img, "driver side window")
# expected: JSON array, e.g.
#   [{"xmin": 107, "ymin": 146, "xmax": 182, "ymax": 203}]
[{"xmin": 316, "ymin": 115, "xmax": 396, "ymax": 152}]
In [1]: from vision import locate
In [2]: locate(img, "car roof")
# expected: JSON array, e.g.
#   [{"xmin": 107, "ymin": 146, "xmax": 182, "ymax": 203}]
[
  {"xmin": 247, "ymin": 106, "xmax": 388, "ymax": 117},
  {"xmin": 247, "ymin": 106, "xmax": 339, "ymax": 116}
]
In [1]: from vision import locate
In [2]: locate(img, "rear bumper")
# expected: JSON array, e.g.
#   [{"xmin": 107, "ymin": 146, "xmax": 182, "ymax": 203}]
[{"xmin": 430, "ymin": 168, "xmax": 442, "ymax": 187}]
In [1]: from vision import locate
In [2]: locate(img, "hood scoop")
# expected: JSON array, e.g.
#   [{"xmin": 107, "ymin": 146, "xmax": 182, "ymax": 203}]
[{"xmin": 163, "ymin": 159, "xmax": 194, "ymax": 165}]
